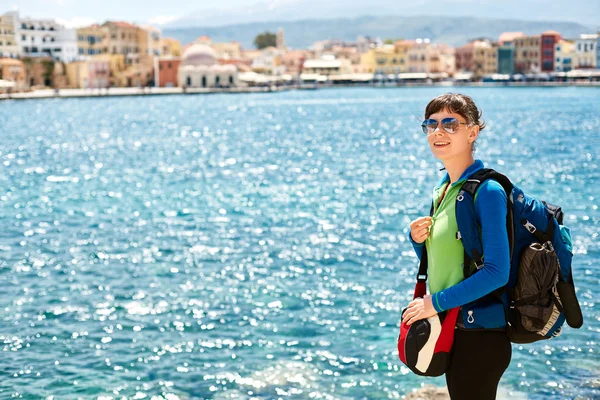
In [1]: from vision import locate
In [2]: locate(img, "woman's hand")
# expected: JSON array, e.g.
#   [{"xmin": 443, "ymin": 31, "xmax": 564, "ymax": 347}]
[
  {"xmin": 410, "ymin": 216, "xmax": 433, "ymax": 244},
  {"xmin": 402, "ymin": 295, "xmax": 438, "ymax": 326}
]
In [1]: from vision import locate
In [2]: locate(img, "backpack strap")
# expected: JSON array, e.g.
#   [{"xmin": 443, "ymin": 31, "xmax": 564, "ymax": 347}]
[
  {"xmin": 414, "ymin": 202, "xmax": 434, "ymax": 299},
  {"xmin": 456, "ymin": 168, "xmax": 515, "ymax": 279}
]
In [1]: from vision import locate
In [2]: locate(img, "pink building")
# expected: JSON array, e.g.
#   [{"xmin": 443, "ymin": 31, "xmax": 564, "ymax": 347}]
[{"xmin": 88, "ymin": 60, "xmax": 110, "ymax": 88}]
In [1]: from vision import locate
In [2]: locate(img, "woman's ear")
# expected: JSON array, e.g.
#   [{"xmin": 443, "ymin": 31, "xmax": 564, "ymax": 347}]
[{"xmin": 469, "ymin": 125, "xmax": 480, "ymax": 143}]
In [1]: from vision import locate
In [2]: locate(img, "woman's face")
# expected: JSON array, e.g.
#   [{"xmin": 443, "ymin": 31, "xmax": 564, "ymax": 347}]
[{"xmin": 425, "ymin": 109, "xmax": 478, "ymax": 162}]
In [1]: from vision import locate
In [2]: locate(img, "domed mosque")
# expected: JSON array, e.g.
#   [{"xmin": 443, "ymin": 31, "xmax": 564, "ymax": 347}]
[{"xmin": 178, "ymin": 44, "xmax": 239, "ymax": 88}]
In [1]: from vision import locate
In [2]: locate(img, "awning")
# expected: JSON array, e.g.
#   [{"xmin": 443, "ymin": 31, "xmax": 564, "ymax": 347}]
[
  {"xmin": 0, "ymin": 79, "xmax": 16, "ymax": 88},
  {"xmin": 397, "ymin": 73, "xmax": 428, "ymax": 80}
]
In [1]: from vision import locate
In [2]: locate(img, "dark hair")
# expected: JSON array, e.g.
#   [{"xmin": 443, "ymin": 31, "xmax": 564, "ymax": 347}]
[{"xmin": 424, "ymin": 93, "xmax": 486, "ymax": 132}]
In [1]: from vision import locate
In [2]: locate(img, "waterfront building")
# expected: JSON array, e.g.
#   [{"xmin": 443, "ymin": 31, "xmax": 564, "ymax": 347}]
[
  {"xmin": 429, "ymin": 44, "xmax": 455, "ymax": 75},
  {"xmin": 514, "ymin": 35, "xmax": 541, "ymax": 73},
  {"xmin": 0, "ymin": 12, "xmax": 19, "ymax": 57},
  {"xmin": 76, "ymin": 24, "xmax": 107, "ymax": 57},
  {"xmin": 541, "ymin": 30, "xmax": 562, "ymax": 72},
  {"xmin": 13, "ymin": 11, "xmax": 77, "ymax": 62},
  {"xmin": 0, "ymin": 57, "xmax": 26, "ymax": 90},
  {"xmin": 281, "ymin": 50, "xmax": 313, "ymax": 74},
  {"xmin": 158, "ymin": 56, "xmax": 180, "ymax": 87},
  {"xmin": 212, "ymin": 41, "xmax": 243, "ymax": 61},
  {"xmin": 407, "ymin": 38, "xmax": 431, "ymax": 73},
  {"xmin": 178, "ymin": 44, "xmax": 239, "ymax": 88},
  {"xmin": 497, "ymin": 32, "xmax": 524, "ymax": 75},
  {"xmin": 102, "ymin": 21, "xmax": 141, "ymax": 66},
  {"xmin": 303, "ymin": 54, "xmax": 352, "ymax": 76},
  {"xmin": 66, "ymin": 59, "xmax": 110, "ymax": 88},
  {"xmin": 138, "ymin": 25, "xmax": 162, "ymax": 56},
  {"xmin": 574, "ymin": 34, "xmax": 597, "ymax": 68},
  {"xmin": 160, "ymin": 37, "xmax": 181, "ymax": 57},
  {"xmin": 360, "ymin": 41, "xmax": 411, "ymax": 75},
  {"xmin": 457, "ymin": 39, "xmax": 497, "ymax": 78},
  {"xmin": 555, "ymin": 39, "xmax": 575, "ymax": 72}
]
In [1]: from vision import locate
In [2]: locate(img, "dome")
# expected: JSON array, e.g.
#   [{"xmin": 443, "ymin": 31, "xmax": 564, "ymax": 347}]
[{"xmin": 182, "ymin": 44, "xmax": 217, "ymax": 67}]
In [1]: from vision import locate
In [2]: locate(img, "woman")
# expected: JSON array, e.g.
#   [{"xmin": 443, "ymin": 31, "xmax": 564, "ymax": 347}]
[{"xmin": 402, "ymin": 93, "xmax": 512, "ymax": 399}]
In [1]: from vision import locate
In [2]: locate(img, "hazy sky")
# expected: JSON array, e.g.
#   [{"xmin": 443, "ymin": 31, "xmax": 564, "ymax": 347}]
[{"xmin": 3, "ymin": 0, "xmax": 599, "ymax": 28}]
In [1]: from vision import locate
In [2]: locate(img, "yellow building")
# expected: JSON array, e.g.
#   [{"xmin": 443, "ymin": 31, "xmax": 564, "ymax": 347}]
[
  {"xmin": 102, "ymin": 21, "xmax": 141, "ymax": 65},
  {"xmin": 407, "ymin": 39, "xmax": 433, "ymax": 73},
  {"xmin": 138, "ymin": 25, "xmax": 162, "ymax": 56},
  {"xmin": 161, "ymin": 37, "xmax": 181, "ymax": 57},
  {"xmin": 514, "ymin": 35, "xmax": 541, "ymax": 73},
  {"xmin": 0, "ymin": 13, "xmax": 18, "ymax": 58},
  {"xmin": 212, "ymin": 41, "xmax": 243, "ymax": 60},
  {"xmin": 76, "ymin": 24, "xmax": 108, "ymax": 57},
  {"xmin": 473, "ymin": 41, "xmax": 498, "ymax": 77},
  {"xmin": 555, "ymin": 40, "xmax": 576, "ymax": 72},
  {"xmin": 360, "ymin": 42, "xmax": 412, "ymax": 74}
]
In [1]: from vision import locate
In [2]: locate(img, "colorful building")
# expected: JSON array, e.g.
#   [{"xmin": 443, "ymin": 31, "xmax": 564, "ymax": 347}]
[
  {"xmin": 541, "ymin": 31, "xmax": 561, "ymax": 72},
  {"xmin": 66, "ymin": 59, "xmax": 110, "ymax": 88},
  {"xmin": 0, "ymin": 57, "xmax": 26, "ymax": 90},
  {"xmin": 554, "ymin": 40, "xmax": 575, "ymax": 72},
  {"xmin": 360, "ymin": 41, "xmax": 412, "ymax": 75},
  {"xmin": 138, "ymin": 25, "xmax": 162, "ymax": 56},
  {"xmin": 407, "ymin": 39, "xmax": 430, "ymax": 73},
  {"xmin": 281, "ymin": 50, "xmax": 312, "ymax": 74},
  {"xmin": 160, "ymin": 38, "xmax": 181, "ymax": 57},
  {"xmin": 102, "ymin": 21, "xmax": 141, "ymax": 65},
  {"xmin": 497, "ymin": 32, "xmax": 524, "ymax": 75},
  {"xmin": 0, "ymin": 12, "xmax": 19, "ymax": 58},
  {"xmin": 514, "ymin": 35, "xmax": 541, "ymax": 73},
  {"xmin": 158, "ymin": 56, "xmax": 180, "ymax": 87},
  {"xmin": 429, "ymin": 44, "xmax": 455, "ymax": 75},
  {"xmin": 456, "ymin": 40, "xmax": 497, "ymax": 78},
  {"xmin": 77, "ymin": 24, "xmax": 108, "ymax": 56}
]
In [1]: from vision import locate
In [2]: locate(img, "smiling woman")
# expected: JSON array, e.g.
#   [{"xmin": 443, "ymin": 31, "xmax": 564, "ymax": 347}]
[{"xmin": 403, "ymin": 93, "xmax": 512, "ymax": 400}]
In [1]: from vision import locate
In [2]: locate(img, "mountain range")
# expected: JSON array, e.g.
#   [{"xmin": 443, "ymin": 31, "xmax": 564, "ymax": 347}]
[{"xmin": 162, "ymin": 15, "xmax": 595, "ymax": 49}]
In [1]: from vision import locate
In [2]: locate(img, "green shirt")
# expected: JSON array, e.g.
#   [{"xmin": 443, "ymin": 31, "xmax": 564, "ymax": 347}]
[{"xmin": 425, "ymin": 180, "xmax": 466, "ymax": 295}]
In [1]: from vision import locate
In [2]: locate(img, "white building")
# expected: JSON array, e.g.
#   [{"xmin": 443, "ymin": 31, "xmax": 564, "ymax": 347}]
[
  {"xmin": 251, "ymin": 46, "xmax": 285, "ymax": 75},
  {"xmin": 574, "ymin": 34, "xmax": 597, "ymax": 68},
  {"xmin": 178, "ymin": 44, "xmax": 239, "ymax": 88},
  {"xmin": 302, "ymin": 54, "xmax": 352, "ymax": 76},
  {"xmin": 13, "ymin": 12, "xmax": 77, "ymax": 62}
]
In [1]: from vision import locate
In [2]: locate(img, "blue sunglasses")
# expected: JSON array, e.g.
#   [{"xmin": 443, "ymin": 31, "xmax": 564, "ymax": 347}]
[{"xmin": 421, "ymin": 118, "xmax": 470, "ymax": 135}]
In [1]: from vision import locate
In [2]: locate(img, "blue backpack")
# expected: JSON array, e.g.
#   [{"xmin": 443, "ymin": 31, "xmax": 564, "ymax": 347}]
[{"xmin": 455, "ymin": 168, "xmax": 583, "ymax": 343}]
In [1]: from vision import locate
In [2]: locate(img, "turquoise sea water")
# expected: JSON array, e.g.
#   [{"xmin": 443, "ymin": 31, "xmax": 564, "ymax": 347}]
[{"xmin": 0, "ymin": 87, "xmax": 599, "ymax": 399}]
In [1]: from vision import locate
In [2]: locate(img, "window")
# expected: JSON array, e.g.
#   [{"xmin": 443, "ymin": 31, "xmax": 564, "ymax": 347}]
[
  {"xmin": 78, "ymin": 35, "xmax": 84, "ymax": 41},
  {"xmin": 168, "ymin": 62, "xmax": 172, "ymax": 68},
  {"xmin": 186, "ymin": 76, "xmax": 191, "ymax": 86},
  {"xmin": 556, "ymin": 46, "xmax": 560, "ymax": 52},
  {"xmin": 22, "ymin": 34, "xmax": 26, "ymax": 41},
  {"xmin": 79, "ymin": 48, "xmax": 84, "ymax": 55}
]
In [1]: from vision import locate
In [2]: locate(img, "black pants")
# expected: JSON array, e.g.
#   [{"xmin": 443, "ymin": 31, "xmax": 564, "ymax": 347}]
[{"xmin": 445, "ymin": 329, "xmax": 512, "ymax": 400}]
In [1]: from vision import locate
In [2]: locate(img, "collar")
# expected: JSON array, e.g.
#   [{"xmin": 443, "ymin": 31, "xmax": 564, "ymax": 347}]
[{"xmin": 435, "ymin": 159, "xmax": 485, "ymax": 189}]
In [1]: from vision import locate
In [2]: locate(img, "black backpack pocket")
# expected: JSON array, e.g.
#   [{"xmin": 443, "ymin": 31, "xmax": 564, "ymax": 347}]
[{"xmin": 508, "ymin": 242, "xmax": 563, "ymax": 343}]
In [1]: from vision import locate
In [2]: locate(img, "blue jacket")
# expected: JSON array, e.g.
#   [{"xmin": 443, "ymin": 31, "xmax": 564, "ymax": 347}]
[{"xmin": 410, "ymin": 160, "xmax": 510, "ymax": 323}]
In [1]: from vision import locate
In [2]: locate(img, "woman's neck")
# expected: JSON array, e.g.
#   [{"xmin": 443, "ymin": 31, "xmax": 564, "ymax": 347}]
[{"xmin": 444, "ymin": 156, "xmax": 476, "ymax": 184}]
